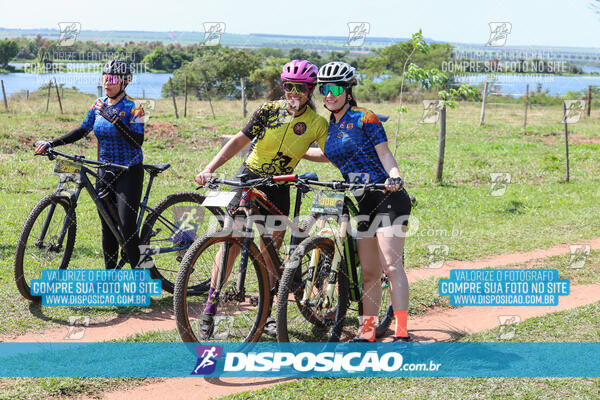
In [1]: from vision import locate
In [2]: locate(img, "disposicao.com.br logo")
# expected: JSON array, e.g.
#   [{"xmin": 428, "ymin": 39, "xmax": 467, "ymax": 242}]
[{"xmin": 222, "ymin": 351, "xmax": 441, "ymax": 374}]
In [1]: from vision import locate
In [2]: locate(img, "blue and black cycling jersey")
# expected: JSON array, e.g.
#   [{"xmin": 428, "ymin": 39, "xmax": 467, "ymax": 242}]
[
  {"xmin": 81, "ymin": 96, "xmax": 144, "ymax": 166},
  {"xmin": 324, "ymin": 106, "xmax": 388, "ymax": 183}
]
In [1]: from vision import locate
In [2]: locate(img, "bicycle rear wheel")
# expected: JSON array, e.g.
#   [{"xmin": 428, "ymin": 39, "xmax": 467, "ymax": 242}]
[
  {"xmin": 174, "ymin": 234, "xmax": 269, "ymax": 342},
  {"xmin": 376, "ymin": 275, "xmax": 394, "ymax": 338},
  {"xmin": 276, "ymin": 235, "xmax": 349, "ymax": 342},
  {"xmin": 140, "ymin": 192, "xmax": 225, "ymax": 295},
  {"xmin": 14, "ymin": 193, "xmax": 77, "ymax": 301}
]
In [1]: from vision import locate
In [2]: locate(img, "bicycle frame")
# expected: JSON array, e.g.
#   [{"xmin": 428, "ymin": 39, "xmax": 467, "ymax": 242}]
[
  {"xmin": 39, "ymin": 153, "xmax": 184, "ymax": 263},
  {"xmin": 210, "ymin": 180, "xmax": 309, "ymax": 307},
  {"xmin": 301, "ymin": 195, "xmax": 362, "ymax": 309},
  {"xmin": 40, "ymin": 163, "xmax": 128, "ymax": 253}
]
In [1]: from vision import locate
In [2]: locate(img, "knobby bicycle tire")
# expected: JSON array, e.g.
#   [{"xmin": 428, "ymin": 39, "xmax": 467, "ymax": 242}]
[
  {"xmin": 140, "ymin": 192, "xmax": 225, "ymax": 294},
  {"xmin": 174, "ymin": 233, "xmax": 270, "ymax": 343},
  {"xmin": 276, "ymin": 235, "xmax": 349, "ymax": 342},
  {"xmin": 14, "ymin": 193, "xmax": 77, "ymax": 301}
]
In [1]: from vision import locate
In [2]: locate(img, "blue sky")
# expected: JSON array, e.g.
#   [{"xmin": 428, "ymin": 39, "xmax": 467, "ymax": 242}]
[{"xmin": 2, "ymin": 0, "xmax": 600, "ymax": 48}]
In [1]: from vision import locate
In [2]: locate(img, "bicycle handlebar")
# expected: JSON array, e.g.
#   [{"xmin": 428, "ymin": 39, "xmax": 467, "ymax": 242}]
[
  {"xmin": 302, "ymin": 179, "xmax": 390, "ymax": 191},
  {"xmin": 198, "ymin": 173, "xmax": 402, "ymax": 192},
  {"xmin": 36, "ymin": 148, "xmax": 129, "ymax": 171}
]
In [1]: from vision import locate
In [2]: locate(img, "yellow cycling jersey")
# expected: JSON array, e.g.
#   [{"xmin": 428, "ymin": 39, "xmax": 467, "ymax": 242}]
[{"xmin": 242, "ymin": 100, "xmax": 328, "ymax": 175}]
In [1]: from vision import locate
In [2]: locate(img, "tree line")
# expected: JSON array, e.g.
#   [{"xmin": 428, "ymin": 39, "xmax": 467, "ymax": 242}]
[{"xmin": 0, "ymin": 35, "xmax": 588, "ymax": 103}]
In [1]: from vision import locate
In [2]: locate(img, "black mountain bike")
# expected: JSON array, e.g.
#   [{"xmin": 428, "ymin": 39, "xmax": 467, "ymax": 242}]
[{"xmin": 15, "ymin": 148, "xmax": 224, "ymax": 301}]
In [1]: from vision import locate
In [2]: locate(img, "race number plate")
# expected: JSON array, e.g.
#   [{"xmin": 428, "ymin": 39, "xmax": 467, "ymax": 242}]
[
  {"xmin": 311, "ymin": 191, "xmax": 344, "ymax": 215},
  {"xmin": 202, "ymin": 191, "xmax": 236, "ymax": 207},
  {"xmin": 54, "ymin": 159, "xmax": 82, "ymax": 175}
]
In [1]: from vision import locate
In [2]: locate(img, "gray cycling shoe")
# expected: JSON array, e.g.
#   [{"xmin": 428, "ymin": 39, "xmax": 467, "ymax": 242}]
[
  {"xmin": 263, "ymin": 317, "xmax": 277, "ymax": 337},
  {"xmin": 198, "ymin": 314, "xmax": 214, "ymax": 340}
]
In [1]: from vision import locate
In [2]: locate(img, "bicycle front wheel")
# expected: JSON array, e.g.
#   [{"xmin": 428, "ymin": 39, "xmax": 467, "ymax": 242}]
[
  {"xmin": 140, "ymin": 192, "xmax": 225, "ymax": 295},
  {"xmin": 174, "ymin": 234, "xmax": 270, "ymax": 343},
  {"xmin": 276, "ymin": 235, "xmax": 349, "ymax": 342},
  {"xmin": 14, "ymin": 193, "xmax": 77, "ymax": 301}
]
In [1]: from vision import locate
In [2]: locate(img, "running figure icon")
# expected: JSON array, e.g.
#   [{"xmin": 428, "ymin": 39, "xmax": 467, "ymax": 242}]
[{"xmin": 191, "ymin": 345, "xmax": 223, "ymax": 375}]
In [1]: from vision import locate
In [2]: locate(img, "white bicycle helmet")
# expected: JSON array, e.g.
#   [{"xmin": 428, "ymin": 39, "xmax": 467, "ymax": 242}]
[{"xmin": 317, "ymin": 61, "xmax": 357, "ymax": 85}]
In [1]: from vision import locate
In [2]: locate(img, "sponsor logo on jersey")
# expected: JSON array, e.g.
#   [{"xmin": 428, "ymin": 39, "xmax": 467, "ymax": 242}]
[{"xmin": 293, "ymin": 122, "xmax": 307, "ymax": 135}]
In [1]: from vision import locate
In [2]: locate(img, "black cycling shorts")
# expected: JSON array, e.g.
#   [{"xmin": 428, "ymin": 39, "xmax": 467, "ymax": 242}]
[
  {"xmin": 227, "ymin": 164, "xmax": 290, "ymax": 216},
  {"xmin": 355, "ymin": 187, "xmax": 412, "ymax": 235}
]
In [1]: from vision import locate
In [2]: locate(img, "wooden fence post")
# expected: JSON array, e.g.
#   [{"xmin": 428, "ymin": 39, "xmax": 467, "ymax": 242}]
[
  {"xmin": 435, "ymin": 105, "xmax": 447, "ymax": 183},
  {"xmin": 46, "ymin": 80, "xmax": 52, "ymax": 112},
  {"xmin": 563, "ymin": 102, "xmax": 570, "ymax": 183},
  {"xmin": 586, "ymin": 85, "xmax": 592, "ymax": 117},
  {"xmin": 523, "ymin": 83, "xmax": 529, "ymax": 129},
  {"xmin": 184, "ymin": 75, "xmax": 188, "ymax": 118},
  {"xmin": 202, "ymin": 83, "xmax": 216, "ymax": 120},
  {"xmin": 54, "ymin": 77, "xmax": 63, "ymax": 114},
  {"xmin": 0, "ymin": 80, "xmax": 7, "ymax": 111},
  {"xmin": 241, "ymin": 77, "xmax": 247, "ymax": 118},
  {"xmin": 479, "ymin": 81, "xmax": 489, "ymax": 126},
  {"xmin": 169, "ymin": 78, "xmax": 179, "ymax": 119}
]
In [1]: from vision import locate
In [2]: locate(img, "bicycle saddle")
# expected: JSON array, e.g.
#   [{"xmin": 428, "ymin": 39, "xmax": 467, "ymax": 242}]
[{"xmin": 143, "ymin": 163, "xmax": 171, "ymax": 174}]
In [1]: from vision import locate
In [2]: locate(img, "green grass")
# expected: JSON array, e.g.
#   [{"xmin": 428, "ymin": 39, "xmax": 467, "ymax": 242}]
[
  {"xmin": 0, "ymin": 377, "xmax": 157, "ymax": 400},
  {"xmin": 222, "ymin": 377, "xmax": 600, "ymax": 400}
]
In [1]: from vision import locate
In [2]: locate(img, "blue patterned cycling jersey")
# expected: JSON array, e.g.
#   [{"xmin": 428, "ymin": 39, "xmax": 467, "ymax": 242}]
[
  {"xmin": 324, "ymin": 106, "xmax": 388, "ymax": 183},
  {"xmin": 81, "ymin": 96, "xmax": 144, "ymax": 166}
]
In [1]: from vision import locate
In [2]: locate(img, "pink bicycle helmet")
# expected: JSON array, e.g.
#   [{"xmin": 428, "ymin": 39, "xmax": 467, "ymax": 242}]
[{"xmin": 281, "ymin": 60, "xmax": 318, "ymax": 84}]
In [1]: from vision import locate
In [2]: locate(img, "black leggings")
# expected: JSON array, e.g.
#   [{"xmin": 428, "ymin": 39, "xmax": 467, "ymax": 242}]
[{"xmin": 95, "ymin": 163, "xmax": 144, "ymax": 269}]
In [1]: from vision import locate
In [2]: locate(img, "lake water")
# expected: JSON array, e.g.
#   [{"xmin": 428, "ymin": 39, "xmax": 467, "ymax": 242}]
[
  {"xmin": 1, "ymin": 65, "xmax": 172, "ymax": 99},
  {"xmin": 1, "ymin": 63, "xmax": 598, "ymax": 99},
  {"xmin": 453, "ymin": 73, "xmax": 600, "ymax": 97}
]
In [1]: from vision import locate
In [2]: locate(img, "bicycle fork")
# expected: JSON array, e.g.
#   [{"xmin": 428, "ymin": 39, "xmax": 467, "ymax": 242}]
[
  {"xmin": 235, "ymin": 224, "xmax": 254, "ymax": 302},
  {"xmin": 37, "ymin": 188, "xmax": 79, "ymax": 252},
  {"xmin": 300, "ymin": 218, "xmax": 347, "ymax": 310}
]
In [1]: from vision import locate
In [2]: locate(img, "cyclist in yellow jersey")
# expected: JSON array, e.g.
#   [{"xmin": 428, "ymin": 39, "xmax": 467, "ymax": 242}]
[
  {"xmin": 243, "ymin": 99, "xmax": 327, "ymax": 176},
  {"xmin": 194, "ymin": 60, "xmax": 327, "ymax": 338}
]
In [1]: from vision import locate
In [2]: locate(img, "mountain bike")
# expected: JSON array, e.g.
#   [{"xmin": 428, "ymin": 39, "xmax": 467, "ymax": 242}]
[
  {"xmin": 174, "ymin": 173, "xmax": 327, "ymax": 343},
  {"xmin": 276, "ymin": 179, "xmax": 407, "ymax": 342},
  {"xmin": 14, "ymin": 148, "xmax": 224, "ymax": 301}
]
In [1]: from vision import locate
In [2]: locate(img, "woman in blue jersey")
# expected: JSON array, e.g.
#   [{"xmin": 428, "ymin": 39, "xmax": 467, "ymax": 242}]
[
  {"xmin": 306, "ymin": 61, "xmax": 412, "ymax": 342},
  {"xmin": 34, "ymin": 60, "xmax": 145, "ymax": 269}
]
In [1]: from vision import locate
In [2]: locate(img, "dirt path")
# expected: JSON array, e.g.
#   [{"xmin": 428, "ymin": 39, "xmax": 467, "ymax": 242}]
[{"xmin": 5, "ymin": 238, "xmax": 600, "ymax": 399}]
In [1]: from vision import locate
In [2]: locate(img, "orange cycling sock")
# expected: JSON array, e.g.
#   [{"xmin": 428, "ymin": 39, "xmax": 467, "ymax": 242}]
[
  {"xmin": 394, "ymin": 310, "xmax": 408, "ymax": 338},
  {"xmin": 359, "ymin": 315, "xmax": 377, "ymax": 342}
]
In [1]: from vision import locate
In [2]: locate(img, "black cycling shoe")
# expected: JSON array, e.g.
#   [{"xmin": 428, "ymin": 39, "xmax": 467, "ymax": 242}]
[
  {"xmin": 391, "ymin": 335, "xmax": 411, "ymax": 342},
  {"xmin": 349, "ymin": 337, "xmax": 374, "ymax": 343},
  {"xmin": 263, "ymin": 317, "xmax": 277, "ymax": 337},
  {"xmin": 198, "ymin": 313, "xmax": 214, "ymax": 340}
]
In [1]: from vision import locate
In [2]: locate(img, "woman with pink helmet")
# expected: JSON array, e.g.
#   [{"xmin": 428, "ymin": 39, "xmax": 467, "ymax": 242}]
[{"xmin": 194, "ymin": 60, "xmax": 328, "ymax": 338}]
